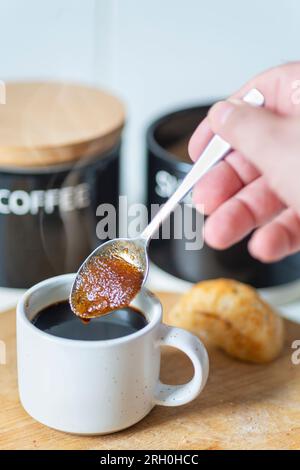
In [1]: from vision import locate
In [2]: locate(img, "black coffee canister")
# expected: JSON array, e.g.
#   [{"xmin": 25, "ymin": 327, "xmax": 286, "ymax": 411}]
[
  {"xmin": 146, "ymin": 104, "xmax": 300, "ymax": 288},
  {"xmin": 0, "ymin": 82, "xmax": 125, "ymax": 288}
]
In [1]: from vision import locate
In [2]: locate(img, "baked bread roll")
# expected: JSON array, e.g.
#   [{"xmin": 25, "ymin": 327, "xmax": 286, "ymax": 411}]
[{"xmin": 168, "ymin": 278, "xmax": 285, "ymax": 363}]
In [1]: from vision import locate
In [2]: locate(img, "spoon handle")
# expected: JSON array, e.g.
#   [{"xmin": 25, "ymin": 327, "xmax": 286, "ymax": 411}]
[{"xmin": 141, "ymin": 88, "xmax": 265, "ymax": 243}]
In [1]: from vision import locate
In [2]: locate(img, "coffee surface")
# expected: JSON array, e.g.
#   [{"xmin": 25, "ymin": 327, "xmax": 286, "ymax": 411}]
[
  {"xmin": 32, "ymin": 300, "xmax": 147, "ymax": 340},
  {"xmin": 70, "ymin": 254, "xmax": 144, "ymax": 319}
]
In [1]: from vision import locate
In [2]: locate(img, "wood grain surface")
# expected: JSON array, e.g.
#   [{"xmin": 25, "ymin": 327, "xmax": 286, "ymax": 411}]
[{"xmin": 1, "ymin": 292, "xmax": 300, "ymax": 450}]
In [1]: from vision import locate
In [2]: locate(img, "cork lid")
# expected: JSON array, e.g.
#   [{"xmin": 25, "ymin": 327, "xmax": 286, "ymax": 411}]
[{"xmin": 0, "ymin": 82, "xmax": 125, "ymax": 167}]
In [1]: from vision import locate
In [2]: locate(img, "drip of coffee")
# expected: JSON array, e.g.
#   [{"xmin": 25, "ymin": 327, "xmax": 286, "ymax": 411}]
[
  {"xmin": 32, "ymin": 300, "xmax": 147, "ymax": 341},
  {"xmin": 70, "ymin": 254, "xmax": 144, "ymax": 319}
]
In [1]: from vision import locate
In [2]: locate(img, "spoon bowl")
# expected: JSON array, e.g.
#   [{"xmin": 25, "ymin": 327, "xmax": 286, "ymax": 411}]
[{"xmin": 69, "ymin": 237, "xmax": 148, "ymax": 317}]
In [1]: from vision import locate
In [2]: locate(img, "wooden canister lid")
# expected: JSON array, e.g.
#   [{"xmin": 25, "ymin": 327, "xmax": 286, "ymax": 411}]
[{"xmin": 0, "ymin": 82, "xmax": 125, "ymax": 167}]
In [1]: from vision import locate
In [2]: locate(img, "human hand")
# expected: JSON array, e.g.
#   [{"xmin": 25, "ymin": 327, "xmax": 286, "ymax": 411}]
[{"xmin": 189, "ymin": 62, "xmax": 300, "ymax": 262}]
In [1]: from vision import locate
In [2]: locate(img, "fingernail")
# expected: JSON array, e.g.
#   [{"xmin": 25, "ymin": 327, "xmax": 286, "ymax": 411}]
[{"xmin": 208, "ymin": 100, "xmax": 235, "ymax": 126}]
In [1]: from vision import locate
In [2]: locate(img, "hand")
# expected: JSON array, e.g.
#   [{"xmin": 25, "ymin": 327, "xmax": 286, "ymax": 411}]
[{"xmin": 189, "ymin": 62, "xmax": 300, "ymax": 262}]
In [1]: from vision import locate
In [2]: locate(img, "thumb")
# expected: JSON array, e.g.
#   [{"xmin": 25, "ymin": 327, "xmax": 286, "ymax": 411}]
[{"xmin": 207, "ymin": 100, "xmax": 300, "ymax": 210}]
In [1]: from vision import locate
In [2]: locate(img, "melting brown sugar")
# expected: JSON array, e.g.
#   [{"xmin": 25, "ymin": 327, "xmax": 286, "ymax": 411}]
[{"xmin": 71, "ymin": 254, "xmax": 144, "ymax": 319}]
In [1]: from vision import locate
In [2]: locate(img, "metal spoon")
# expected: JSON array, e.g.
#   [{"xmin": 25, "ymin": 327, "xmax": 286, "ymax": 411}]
[{"xmin": 70, "ymin": 88, "xmax": 264, "ymax": 315}]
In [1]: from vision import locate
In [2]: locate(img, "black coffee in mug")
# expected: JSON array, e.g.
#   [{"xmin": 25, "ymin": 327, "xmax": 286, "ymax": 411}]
[{"xmin": 32, "ymin": 301, "xmax": 148, "ymax": 340}]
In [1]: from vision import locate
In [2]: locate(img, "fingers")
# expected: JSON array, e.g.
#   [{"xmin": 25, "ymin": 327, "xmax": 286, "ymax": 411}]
[
  {"xmin": 188, "ymin": 118, "xmax": 213, "ymax": 162},
  {"xmin": 230, "ymin": 62, "xmax": 300, "ymax": 115},
  {"xmin": 226, "ymin": 151, "xmax": 260, "ymax": 184},
  {"xmin": 204, "ymin": 177, "xmax": 285, "ymax": 249},
  {"xmin": 248, "ymin": 209, "xmax": 300, "ymax": 262},
  {"xmin": 193, "ymin": 151, "xmax": 260, "ymax": 214},
  {"xmin": 188, "ymin": 63, "xmax": 286, "ymax": 163},
  {"xmin": 207, "ymin": 100, "xmax": 286, "ymax": 173},
  {"xmin": 189, "ymin": 62, "xmax": 300, "ymax": 167},
  {"xmin": 207, "ymin": 101, "xmax": 300, "ymax": 212},
  {"xmin": 188, "ymin": 63, "xmax": 300, "ymax": 261},
  {"xmin": 193, "ymin": 159, "xmax": 243, "ymax": 215}
]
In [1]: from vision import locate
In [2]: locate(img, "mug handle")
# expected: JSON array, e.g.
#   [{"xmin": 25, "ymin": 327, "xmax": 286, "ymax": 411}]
[{"xmin": 153, "ymin": 324, "xmax": 209, "ymax": 406}]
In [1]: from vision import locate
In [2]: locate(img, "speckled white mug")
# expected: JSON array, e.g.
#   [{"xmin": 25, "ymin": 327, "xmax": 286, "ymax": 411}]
[{"xmin": 17, "ymin": 273, "xmax": 209, "ymax": 435}]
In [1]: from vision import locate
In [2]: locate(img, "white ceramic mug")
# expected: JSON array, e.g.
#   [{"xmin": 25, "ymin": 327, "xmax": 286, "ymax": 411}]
[{"xmin": 17, "ymin": 273, "xmax": 209, "ymax": 435}]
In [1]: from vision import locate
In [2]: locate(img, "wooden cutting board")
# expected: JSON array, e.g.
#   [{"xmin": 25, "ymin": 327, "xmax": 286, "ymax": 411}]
[{"xmin": 1, "ymin": 292, "xmax": 300, "ymax": 450}]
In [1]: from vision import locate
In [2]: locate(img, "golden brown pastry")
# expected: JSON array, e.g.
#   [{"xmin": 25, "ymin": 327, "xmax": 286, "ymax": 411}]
[{"xmin": 168, "ymin": 278, "xmax": 285, "ymax": 363}]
